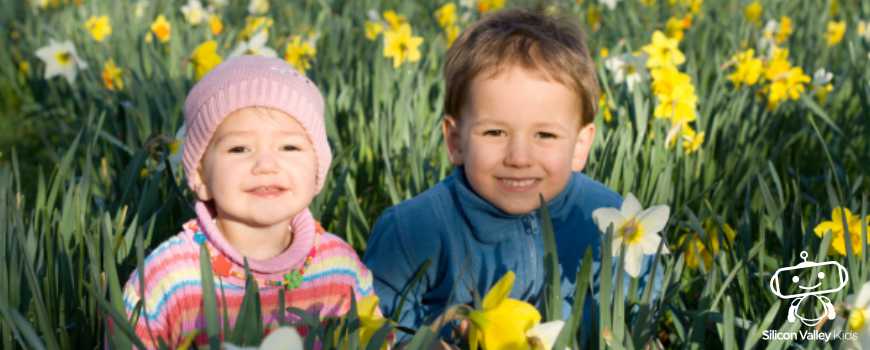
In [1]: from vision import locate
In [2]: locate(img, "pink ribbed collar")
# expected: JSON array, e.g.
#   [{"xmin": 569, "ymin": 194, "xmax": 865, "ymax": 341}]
[{"xmin": 194, "ymin": 201, "xmax": 316, "ymax": 275}]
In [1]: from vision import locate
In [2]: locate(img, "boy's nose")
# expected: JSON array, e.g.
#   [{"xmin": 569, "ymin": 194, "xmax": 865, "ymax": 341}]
[{"xmin": 504, "ymin": 137, "xmax": 532, "ymax": 168}]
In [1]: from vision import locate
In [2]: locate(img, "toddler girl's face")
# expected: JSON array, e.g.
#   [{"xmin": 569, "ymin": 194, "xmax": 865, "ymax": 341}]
[
  {"xmin": 195, "ymin": 107, "xmax": 317, "ymax": 228},
  {"xmin": 443, "ymin": 65, "xmax": 595, "ymax": 215}
]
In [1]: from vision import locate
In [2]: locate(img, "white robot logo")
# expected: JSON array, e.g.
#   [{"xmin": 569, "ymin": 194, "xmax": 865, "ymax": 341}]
[{"xmin": 769, "ymin": 251, "xmax": 849, "ymax": 327}]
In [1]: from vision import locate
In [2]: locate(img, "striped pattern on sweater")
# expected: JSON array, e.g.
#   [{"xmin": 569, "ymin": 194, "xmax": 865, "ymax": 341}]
[{"xmin": 122, "ymin": 219, "xmax": 374, "ymax": 348}]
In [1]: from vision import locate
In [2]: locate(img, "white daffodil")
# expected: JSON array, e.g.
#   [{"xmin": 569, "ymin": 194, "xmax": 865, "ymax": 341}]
[
  {"xmin": 209, "ymin": 0, "xmax": 228, "ymax": 9},
  {"xmin": 526, "ymin": 320, "xmax": 566, "ymax": 350},
  {"xmin": 843, "ymin": 282, "xmax": 870, "ymax": 349},
  {"xmin": 599, "ymin": 0, "xmax": 619, "ymax": 10},
  {"xmin": 133, "ymin": 0, "xmax": 150, "ymax": 19},
  {"xmin": 605, "ymin": 53, "xmax": 646, "ymax": 93},
  {"xmin": 248, "ymin": 0, "xmax": 269, "ymax": 15},
  {"xmin": 229, "ymin": 31, "xmax": 278, "ymax": 58},
  {"xmin": 181, "ymin": 0, "xmax": 207, "ymax": 25},
  {"xmin": 222, "ymin": 327, "xmax": 304, "ymax": 350},
  {"xmin": 812, "ymin": 68, "xmax": 833, "ymax": 87},
  {"xmin": 592, "ymin": 193, "xmax": 670, "ymax": 278},
  {"xmin": 35, "ymin": 40, "xmax": 87, "ymax": 85}
]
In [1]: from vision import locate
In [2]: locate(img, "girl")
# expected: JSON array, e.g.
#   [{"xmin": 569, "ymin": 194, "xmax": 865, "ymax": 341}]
[{"xmin": 122, "ymin": 55, "xmax": 374, "ymax": 348}]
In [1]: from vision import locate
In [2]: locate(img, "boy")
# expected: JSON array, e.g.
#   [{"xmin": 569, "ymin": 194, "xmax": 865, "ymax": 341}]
[{"xmin": 364, "ymin": 8, "xmax": 657, "ymax": 342}]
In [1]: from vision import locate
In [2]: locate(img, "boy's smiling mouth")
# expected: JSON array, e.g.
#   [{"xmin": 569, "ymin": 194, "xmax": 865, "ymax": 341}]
[{"xmin": 496, "ymin": 177, "xmax": 540, "ymax": 192}]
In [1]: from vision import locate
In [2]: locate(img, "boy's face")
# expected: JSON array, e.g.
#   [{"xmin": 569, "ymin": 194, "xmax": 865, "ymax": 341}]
[
  {"xmin": 194, "ymin": 107, "xmax": 317, "ymax": 228},
  {"xmin": 443, "ymin": 65, "xmax": 595, "ymax": 215}
]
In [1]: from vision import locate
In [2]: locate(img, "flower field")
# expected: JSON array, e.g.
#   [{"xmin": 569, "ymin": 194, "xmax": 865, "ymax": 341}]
[{"xmin": 0, "ymin": 0, "xmax": 868, "ymax": 349}]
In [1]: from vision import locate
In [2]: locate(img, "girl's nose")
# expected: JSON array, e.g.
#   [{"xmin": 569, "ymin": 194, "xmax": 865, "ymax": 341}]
[{"xmin": 252, "ymin": 150, "xmax": 280, "ymax": 174}]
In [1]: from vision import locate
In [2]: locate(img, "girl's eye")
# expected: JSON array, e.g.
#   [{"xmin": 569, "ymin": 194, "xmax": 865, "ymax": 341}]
[
  {"xmin": 282, "ymin": 145, "xmax": 301, "ymax": 151},
  {"xmin": 483, "ymin": 130, "xmax": 505, "ymax": 137},
  {"xmin": 228, "ymin": 146, "xmax": 248, "ymax": 153},
  {"xmin": 537, "ymin": 132, "xmax": 557, "ymax": 139}
]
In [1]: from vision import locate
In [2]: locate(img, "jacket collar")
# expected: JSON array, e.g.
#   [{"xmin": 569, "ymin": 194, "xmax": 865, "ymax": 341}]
[{"xmin": 450, "ymin": 167, "xmax": 578, "ymax": 244}]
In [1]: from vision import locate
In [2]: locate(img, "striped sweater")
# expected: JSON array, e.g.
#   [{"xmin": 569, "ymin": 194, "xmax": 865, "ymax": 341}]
[{"xmin": 122, "ymin": 202, "xmax": 374, "ymax": 348}]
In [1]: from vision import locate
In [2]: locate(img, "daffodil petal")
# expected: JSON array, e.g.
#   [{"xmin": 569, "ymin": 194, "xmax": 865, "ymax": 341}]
[
  {"xmin": 624, "ymin": 245, "xmax": 643, "ymax": 278},
  {"xmin": 622, "ymin": 193, "xmax": 643, "ymax": 217},
  {"xmin": 592, "ymin": 207, "xmax": 623, "ymax": 234},
  {"xmin": 638, "ymin": 232, "xmax": 663, "ymax": 254},
  {"xmin": 637, "ymin": 205, "xmax": 670, "ymax": 234},
  {"xmin": 259, "ymin": 327, "xmax": 304, "ymax": 350},
  {"xmin": 526, "ymin": 320, "xmax": 565, "ymax": 350},
  {"xmin": 483, "ymin": 271, "xmax": 515, "ymax": 310}
]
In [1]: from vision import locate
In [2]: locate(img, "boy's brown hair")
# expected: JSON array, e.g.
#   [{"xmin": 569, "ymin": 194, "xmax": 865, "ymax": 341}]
[{"xmin": 444, "ymin": 8, "xmax": 600, "ymax": 125}]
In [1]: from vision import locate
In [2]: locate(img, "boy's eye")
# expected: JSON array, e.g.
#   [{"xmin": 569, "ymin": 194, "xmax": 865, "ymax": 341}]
[
  {"xmin": 282, "ymin": 144, "xmax": 301, "ymax": 151},
  {"xmin": 537, "ymin": 132, "xmax": 558, "ymax": 139},
  {"xmin": 483, "ymin": 129, "xmax": 505, "ymax": 137}
]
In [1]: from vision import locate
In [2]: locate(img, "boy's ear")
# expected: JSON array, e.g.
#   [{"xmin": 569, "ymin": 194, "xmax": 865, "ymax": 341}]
[
  {"xmin": 192, "ymin": 168, "xmax": 212, "ymax": 202},
  {"xmin": 571, "ymin": 122, "xmax": 596, "ymax": 172},
  {"xmin": 442, "ymin": 115, "xmax": 464, "ymax": 165}
]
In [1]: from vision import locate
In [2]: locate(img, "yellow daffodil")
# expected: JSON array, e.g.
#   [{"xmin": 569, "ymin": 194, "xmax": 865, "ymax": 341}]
[
  {"xmin": 468, "ymin": 271, "xmax": 541, "ymax": 350},
  {"xmin": 284, "ymin": 35, "xmax": 316, "ymax": 73},
  {"xmin": 248, "ymin": 0, "xmax": 269, "ymax": 15},
  {"xmin": 586, "ymin": 5, "xmax": 602, "ymax": 32},
  {"xmin": 383, "ymin": 23, "xmax": 423, "ymax": 68},
  {"xmin": 744, "ymin": 1, "xmax": 762, "ymax": 26},
  {"xmin": 776, "ymin": 16, "xmax": 793, "ymax": 44},
  {"xmin": 599, "ymin": 48, "xmax": 609, "ymax": 58},
  {"xmin": 640, "ymin": 0, "xmax": 656, "ymax": 6},
  {"xmin": 34, "ymin": 39, "xmax": 88, "ymax": 85},
  {"xmin": 679, "ymin": 126, "xmax": 704, "ymax": 154},
  {"xmin": 826, "ymin": 20, "xmax": 846, "ymax": 47},
  {"xmin": 829, "ymin": 0, "xmax": 839, "ymax": 17},
  {"xmin": 665, "ymin": 15, "xmax": 692, "ymax": 41},
  {"xmin": 762, "ymin": 48, "xmax": 810, "ymax": 109},
  {"xmin": 651, "ymin": 66, "xmax": 697, "ymax": 125},
  {"xmin": 191, "ymin": 40, "xmax": 222, "ymax": 80},
  {"xmin": 365, "ymin": 21, "xmax": 384, "ymax": 41},
  {"xmin": 599, "ymin": 95, "xmax": 613, "ymax": 123},
  {"xmin": 478, "ymin": 0, "xmax": 506, "ymax": 14},
  {"xmin": 240, "ymin": 16, "xmax": 273, "ymax": 40},
  {"xmin": 101, "ymin": 59, "xmax": 124, "ymax": 91},
  {"xmin": 150, "ymin": 15, "xmax": 171, "ymax": 43},
  {"xmin": 642, "ymin": 31, "xmax": 685, "ymax": 68},
  {"xmin": 435, "ymin": 3, "xmax": 458, "ymax": 29},
  {"xmin": 18, "ymin": 61, "xmax": 30, "ymax": 76},
  {"xmin": 445, "ymin": 24, "xmax": 460, "ymax": 47},
  {"xmin": 844, "ymin": 282, "xmax": 870, "ymax": 348},
  {"xmin": 678, "ymin": 219, "xmax": 735, "ymax": 271},
  {"xmin": 357, "ymin": 295, "xmax": 389, "ymax": 349},
  {"xmin": 84, "ymin": 15, "xmax": 111, "ymax": 42},
  {"xmin": 383, "ymin": 10, "xmax": 407, "ymax": 30},
  {"xmin": 727, "ymin": 49, "xmax": 763, "ymax": 88},
  {"xmin": 209, "ymin": 15, "xmax": 223, "ymax": 36},
  {"xmin": 592, "ymin": 193, "xmax": 670, "ymax": 277},
  {"xmin": 813, "ymin": 207, "xmax": 870, "ymax": 256}
]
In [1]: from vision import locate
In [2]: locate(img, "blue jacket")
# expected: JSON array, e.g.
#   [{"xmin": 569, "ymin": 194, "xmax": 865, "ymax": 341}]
[{"xmin": 363, "ymin": 167, "xmax": 658, "ymax": 339}]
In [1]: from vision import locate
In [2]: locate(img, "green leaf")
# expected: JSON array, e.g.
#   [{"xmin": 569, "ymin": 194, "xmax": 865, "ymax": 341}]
[
  {"xmin": 198, "ymin": 243, "xmax": 221, "ymax": 349},
  {"xmin": 538, "ymin": 194, "xmax": 562, "ymax": 322},
  {"xmin": 229, "ymin": 258, "xmax": 263, "ymax": 346}
]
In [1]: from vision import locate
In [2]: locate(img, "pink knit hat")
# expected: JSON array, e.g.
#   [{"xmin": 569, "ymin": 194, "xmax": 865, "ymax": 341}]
[{"xmin": 182, "ymin": 55, "xmax": 331, "ymax": 193}]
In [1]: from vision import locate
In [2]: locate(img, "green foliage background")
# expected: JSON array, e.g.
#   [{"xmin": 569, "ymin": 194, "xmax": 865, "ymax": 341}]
[{"xmin": 0, "ymin": 0, "xmax": 867, "ymax": 348}]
